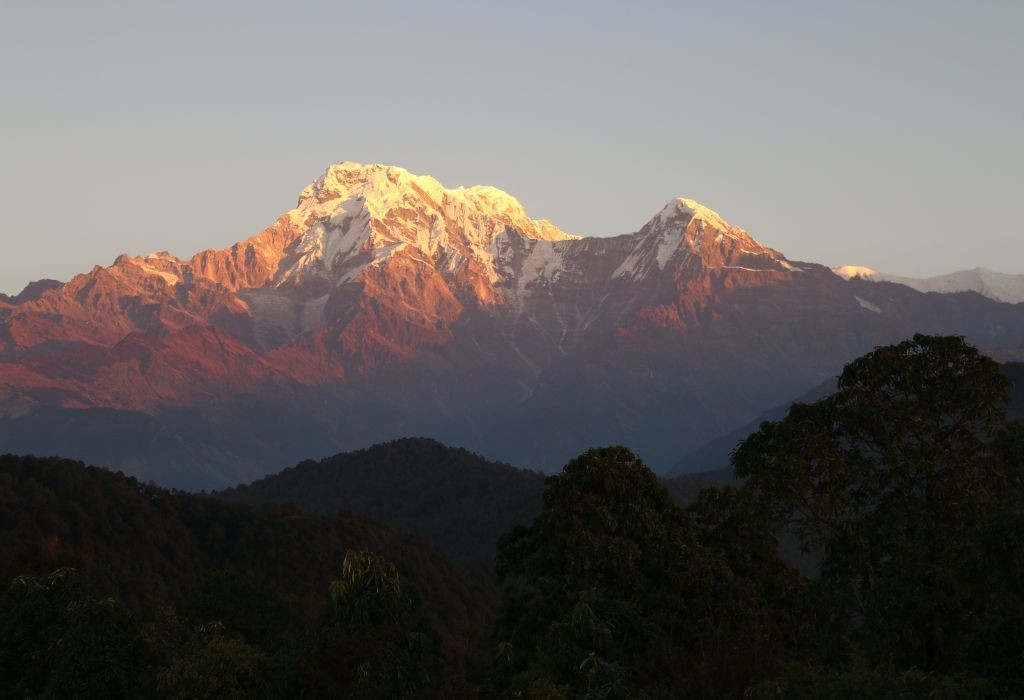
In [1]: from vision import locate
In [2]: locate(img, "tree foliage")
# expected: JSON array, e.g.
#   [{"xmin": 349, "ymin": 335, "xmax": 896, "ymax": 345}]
[
  {"xmin": 0, "ymin": 335, "xmax": 1021, "ymax": 696},
  {"xmin": 0, "ymin": 567, "xmax": 154, "ymax": 698},
  {"xmin": 327, "ymin": 549, "xmax": 444, "ymax": 698},
  {"xmin": 747, "ymin": 646, "xmax": 1021, "ymax": 700},
  {"xmin": 0, "ymin": 453, "xmax": 495, "ymax": 656},
  {"xmin": 733, "ymin": 334, "xmax": 1024, "ymax": 677},
  {"xmin": 494, "ymin": 446, "xmax": 777, "ymax": 698},
  {"xmin": 0, "ymin": 453, "xmax": 496, "ymax": 697},
  {"xmin": 157, "ymin": 624, "xmax": 269, "ymax": 700},
  {"xmin": 273, "ymin": 549, "xmax": 449, "ymax": 699}
]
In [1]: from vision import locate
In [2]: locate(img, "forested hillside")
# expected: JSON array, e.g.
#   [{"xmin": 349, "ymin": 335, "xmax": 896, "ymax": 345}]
[
  {"xmin": 220, "ymin": 437, "xmax": 734, "ymax": 567},
  {"xmin": 220, "ymin": 438, "xmax": 545, "ymax": 567},
  {"xmin": 0, "ymin": 454, "xmax": 496, "ymax": 661},
  {"xmin": 2, "ymin": 336, "xmax": 1022, "ymax": 698}
]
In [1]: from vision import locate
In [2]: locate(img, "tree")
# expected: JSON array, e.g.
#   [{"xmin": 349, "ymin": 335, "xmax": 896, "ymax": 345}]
[
  {"xmin": 688, "ymin": 486, "xmax": 808, "ymax": 654},
  {"xmin": 733, "ymin": 334, "xmax": 1024, "ymax": 675},
  {"xmin": 746, "ymin": 646, "xmax": 1020, "ymax": 700},
  {"xmin": 0, "ymin": 567, "xmax": 154, "ymax": 698},
  {"xmin": 184, "ymin": 569, "xmax": 290, "ymax": 651},
  {"xmin": 157, "ymin": 624, "xmax": 269, "ymax": 700},
  {"xmin": 494, "ymin": 446, "xmax": 775, "ymax": 698},
  {"xmin": 284, "ymin": 549, "xmax": 444, "ymax": 699}
]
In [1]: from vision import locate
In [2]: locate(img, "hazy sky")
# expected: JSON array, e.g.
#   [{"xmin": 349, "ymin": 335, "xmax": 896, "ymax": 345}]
[{"xmin": 1, "ymin": 1, "xmax": 1022, "ymax": 294}]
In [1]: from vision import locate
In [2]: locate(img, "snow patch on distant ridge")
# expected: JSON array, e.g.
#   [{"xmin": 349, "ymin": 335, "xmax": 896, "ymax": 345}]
[
  {"xmin": 833, "ymin": 265, "xmax": 879, "ymax": 280},
  {"xmin": 833, "ymin": 265, "xmax": 1024, "ymax": 304},
  {"xmin": 855, "ymin": 296, "xmax": 882, "ymax": 313}
]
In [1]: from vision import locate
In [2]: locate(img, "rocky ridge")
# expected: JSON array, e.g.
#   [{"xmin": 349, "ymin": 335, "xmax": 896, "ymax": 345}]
[{"xmin": 2, "ymin": 163, "xmax": 1023, "ymax": 488}]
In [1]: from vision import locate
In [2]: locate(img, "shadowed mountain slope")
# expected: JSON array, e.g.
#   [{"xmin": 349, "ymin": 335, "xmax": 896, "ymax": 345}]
[
  {"xmin": 4, "ymin": 163, "xmax": 1024, "ymax": 488},
  {"xmin": 220, "ymin": 438, "xmax": 545, "ymax": 568},
  {"xmin": 670, "ymin": 361, "xmax": 1024, "ymax": 477}
]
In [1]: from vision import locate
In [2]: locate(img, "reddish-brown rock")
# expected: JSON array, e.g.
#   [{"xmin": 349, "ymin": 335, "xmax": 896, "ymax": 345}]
[{"xmin": 2, "ymin": 163, "xmax": 1022, "ymax": 488}]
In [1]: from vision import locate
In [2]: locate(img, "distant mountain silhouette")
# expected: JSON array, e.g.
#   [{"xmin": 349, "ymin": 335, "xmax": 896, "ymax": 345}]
[
  {"xmin": 670, "ymin": 361, "xmax": 1024, "ymax": 477},
  {"xmin": 220, "ymin": 438, "xmax": 545, "ymax": 567}
]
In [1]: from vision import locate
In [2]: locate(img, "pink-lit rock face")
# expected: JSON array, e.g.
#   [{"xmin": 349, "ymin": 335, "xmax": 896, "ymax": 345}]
[{"xmin": 2, "ymin": 162, "xmax": 1023, "ymax": 489}]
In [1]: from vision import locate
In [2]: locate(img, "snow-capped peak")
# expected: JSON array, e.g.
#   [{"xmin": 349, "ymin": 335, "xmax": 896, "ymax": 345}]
[
  {"xmin": 298, "ymin": 162, "xmax": 445, "ymax": 211},
  {"xmin": 610, "ymin": 197, "xmax": 784, "ymax": 279},
  {"xmin": 280, "ymin": 162, "xmax": 576, "ymax": 286},
  {"xmin": 832, "ymin": 265, "xmax": 880, "ymax": 280},
  {"xmin": 656, "ymin": 197, "xmax": 731, "ymax": 231},
  {"xmin": 295, "ymin": 162, "xmax": 569, "ymax": 238}
]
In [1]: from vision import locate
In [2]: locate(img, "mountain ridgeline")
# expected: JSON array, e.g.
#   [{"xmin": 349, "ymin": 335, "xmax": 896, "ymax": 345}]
[
  {"xmin": 668, "ymin": 360, "xmax": 1024, "ymax": 476},
  {"xmin": 3, "ymin": 162, "xmax": 1024, "ymax": 489},
  {"xmin": 219, "ymin": 437, "xmax": 747, "ymax": 569},
  {"xmin": 220, "ymin": 438, "xmax": 546, "ymax": 568}
]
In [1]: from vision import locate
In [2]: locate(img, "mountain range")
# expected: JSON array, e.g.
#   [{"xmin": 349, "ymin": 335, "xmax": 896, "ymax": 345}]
[
  {"xmin": 832, "ymin": 265, "xmax": 1024, "ymax": 304},
  {"xmin": 2, "ymin": 162, "xmax": 1023, "ymax": 489}
]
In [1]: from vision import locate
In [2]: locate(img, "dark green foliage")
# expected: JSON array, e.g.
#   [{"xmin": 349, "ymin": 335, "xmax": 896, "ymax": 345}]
[
  {"xmin": 747, "ymin": 649, "xmax": 1024, "ymax": 699},
  {"xmin": 319, "ymin": 549, "xmax": 444, "ymax": 698},
  {"xmin": 330, "ymin": 550, "xmax": 413, "ymax": 633},
  {"xmin": 0, "ymin": 453, "xmax": 497, "ymax": 679},
  {"xmin": 733, "ymin": 334, "xmax": 1024, "ymax": 678},
  {"xmin": 267, "ymin": 549, "xmax": 453, "ymax": 699},
  {"xmin": 494, "ymin": 446, "xmax": 776, "ymax": 698},
  {"xmin": 688, "ymin": 486, "xmax": 808, "ymax": 646},
  {"xmin": 157, "ymin": 624, "xmax": 269, "ymax": 700},
  {"xmin": 0, "ymin": 568, "xmax": 154, "ymax": 698},
  {"xmin": 183, "ymin": 570, "xmax": 290, "ymax": 651},
  {"xmin": 221, "ymin": 437, "xmax": 545, "ymax": 567}
]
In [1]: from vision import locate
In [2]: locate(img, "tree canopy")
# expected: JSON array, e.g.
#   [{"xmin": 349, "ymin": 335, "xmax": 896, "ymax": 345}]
[
  {"xmin": 493, "ymin": 446, "xmax": 779, "ymax": 698},
  {"xmin": 1, "ymin": 334, "xmax": 1021, "ymax": 697},
  {"xmin": 733, "ymin": 334, "xmax": 1024, "ymax": 679}
]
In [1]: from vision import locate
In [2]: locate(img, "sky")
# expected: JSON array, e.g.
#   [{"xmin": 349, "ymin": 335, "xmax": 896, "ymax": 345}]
[{"xmin": 1, "ymin": 1, "xmax": 1022, "ymax": 294}]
